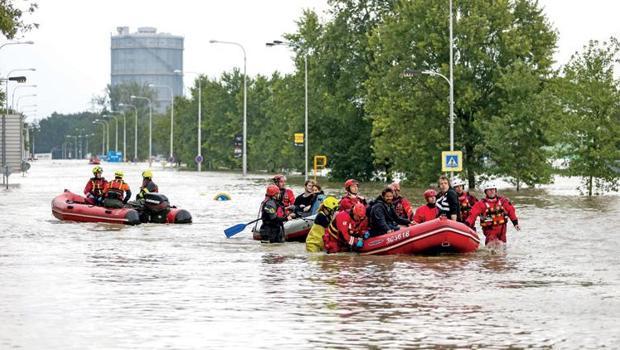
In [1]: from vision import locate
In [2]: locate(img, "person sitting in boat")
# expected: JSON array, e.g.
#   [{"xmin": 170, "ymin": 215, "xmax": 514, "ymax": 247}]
[
  {"xmin": 102, "ymin": 170, "xmax": 132, "ymax": 209},
  {"xmin": 436, "ymin": 175, "xmax": 461, "ymax": 221},
  {"xmin": 294, "ymin": 179, "xmax": 317, "ymax": 217},
  {"xmin": 84, "ymin": 165, "xmax": 107, "ymax": 206},
  {"xmin": 273, "ymin": 174, "xmax": 296, "ymax": 216},
  {"xmin": 339, "ymin": 179, "xmax": 367, "ymax": 212},
  {"xmin": 465, "ymin": 182, "xmax": 520, "ymax": 245},
  {"xmin": 306, "ymin": 196, "xmax": 339, "ymax": 252},
  {"xmin": 390, "ymin": 182, "xmax": 413, "ymax": 221},
  {"xmin": 136, "ymin": 169, "xmax": 159, "ymax": 201},
  {"xmin": 324, "ymin": 203, "xmax": 369, "ymax": 253},
  {"xmin": 368, "ymin": 186, "xmax": 412, "ymax": 237},
  {"xmin": 413, "ymin": 189, "xmax": 440, "ymax": 223},
  {"xmin": 452, "ymin": 177, "xmax": 478, "ymax": 223},
  {"xmin": 309, "ymin": 183, "xmax": 326, "ymax": 214},
  {"xmin": 259, "ymin": 184, "xmax": 293, "ymax": 243}
]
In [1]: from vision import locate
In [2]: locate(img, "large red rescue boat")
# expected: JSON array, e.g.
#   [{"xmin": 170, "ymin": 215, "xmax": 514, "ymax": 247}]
[
  {"xmin": 358, "ymin": 217, "xmax": 479, "ymax": 255},
  {"xmin": 51, "ymin": 190, "xmax": 192, "ymax": 225}
]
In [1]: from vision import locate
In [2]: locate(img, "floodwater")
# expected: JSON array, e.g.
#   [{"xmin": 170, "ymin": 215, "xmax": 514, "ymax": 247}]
[{"xmin": 0, "ymin": 160, "xmax": 618, "ymax": 349}]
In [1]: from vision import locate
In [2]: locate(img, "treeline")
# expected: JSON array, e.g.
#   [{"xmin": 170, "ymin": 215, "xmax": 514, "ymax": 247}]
[{"xmin": 35, "ymin": 0, "xmax": 620, "ymax": 195}]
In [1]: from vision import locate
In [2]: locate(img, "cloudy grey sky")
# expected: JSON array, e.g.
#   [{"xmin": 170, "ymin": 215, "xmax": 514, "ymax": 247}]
[{"xmin": 2, "ymin": 0, "xmax": 619, "ymax": 123}]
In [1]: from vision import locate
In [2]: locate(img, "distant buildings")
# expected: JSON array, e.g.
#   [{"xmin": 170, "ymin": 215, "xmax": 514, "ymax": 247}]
[{"xmin": 111, "ymin": 26, "xmax": 183, "ymax": 113}]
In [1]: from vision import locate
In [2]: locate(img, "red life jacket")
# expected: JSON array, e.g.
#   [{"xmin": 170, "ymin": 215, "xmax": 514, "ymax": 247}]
[
  {"xmin": 479, "ymin": 197, "xmax": 507, "ymax": 227},
  {"xmin": 393, "ymin": 196, "xmax": 406, "ymax": 218},
  {"xmin": 89, "ymin": 178, "xmax": 106, "ymax": 196},
  {"xmin": 107, "ymin": 179, "xmax": 127, "ymax": 198}
]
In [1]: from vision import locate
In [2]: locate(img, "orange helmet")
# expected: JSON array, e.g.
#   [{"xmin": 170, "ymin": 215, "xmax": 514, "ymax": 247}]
[
  {"xmin": 352, "ymin": 203, "xmax": 366, "ymax": 218},
  {"xmin": 423, "ymin": 189, "xmax": 437, "ymax": 198},
  {"xmin": 266, "ymin": 185, "xmax": 280, "ymax": 197},
  {"xmin": 344, "ymin": 179, "xmax": 359, "ymax": 190}
]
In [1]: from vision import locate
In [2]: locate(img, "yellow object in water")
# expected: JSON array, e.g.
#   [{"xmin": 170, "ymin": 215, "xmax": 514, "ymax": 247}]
[
  {"xmin": 305, "ymin": 223, "xmax": 325, "ymax": 252},
  {"xmin": 214, "ymin": 192, "xmax": 232, "ymax": 201}
]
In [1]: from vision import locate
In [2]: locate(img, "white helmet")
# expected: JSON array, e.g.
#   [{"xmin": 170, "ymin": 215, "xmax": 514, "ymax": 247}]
[
  {"xmin": 452, "ymin": 178, "xmax": 466, "ymax": 188},
  {"xmin": 482, "ymin": 182, "xmax": 497, "ymax": 191}
]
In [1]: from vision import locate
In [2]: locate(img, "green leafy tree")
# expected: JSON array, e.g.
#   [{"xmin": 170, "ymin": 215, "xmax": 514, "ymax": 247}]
[
  {"xmin": 366, "ymin": 0, "xmax": 557, "ymax": 187},
  {"xmin": 0, "ymin": 0, "xmax": 37, "ymax": 39},
  {"xmin": 554, "ymin": 38, "xmax": 620, "ymax": 195}
]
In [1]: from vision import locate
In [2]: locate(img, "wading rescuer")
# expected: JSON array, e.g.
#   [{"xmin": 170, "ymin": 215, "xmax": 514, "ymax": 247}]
[
  {"xmin": 466, "ymin": 182, "xmax": 520, "ymax": 244},
  {"xmin": 324, "ymin": 203, "xmax": 369, "ymax": 253},
  {"xmin": 413, "ymin": 189, "xmax": 440, "ymax": 224},
  {"xmin": 102, "ymin": 170, "xmax": 132, "ymax": 208},
  {"xmin": 390, "ymin": 182, "xmax": 413, "ymax": 221},
  {"xmin": 305, "ymin": 196, "xmax": 339, "ymax": 253},
  {"xmin": 339, "ymin": 179, "xmax": 367, "ymax": 212},
  {"xmin": 259, "ymin": 184, "xmax": 293, "ymax": 243},
  {"xmin": 84, "ymin": 165, "xmax": 107, "ymax": 206},
  {"xmin": 136, "ymin": 169, "xmax": 158, "ymax": 201},
  {"xmin": 452, "ymin": 178, "xmax": 478, "ymax": 223},
  {"xmin": 368, "ymin": 186, "xmax": 412, "ymax": 237},
  {"xmin": 273, "ymin": 174, "xmax": 296, "ymax": 216},
  {"xmin": 436, "ymin": 175, "xmax": 460, "ymax": 221}
]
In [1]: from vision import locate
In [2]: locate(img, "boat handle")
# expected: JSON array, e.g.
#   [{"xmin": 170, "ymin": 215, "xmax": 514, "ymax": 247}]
[
  {"xmin": 105, "ymin": 210, "xmax": 112, "ymax": 214},
  {"xmin": 441, "ymin": 241, "xmax": 451, "ymax": 247}
]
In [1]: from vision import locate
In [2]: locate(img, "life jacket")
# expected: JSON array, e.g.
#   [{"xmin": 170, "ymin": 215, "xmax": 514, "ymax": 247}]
[
  {"xmin": 326, "ymin": 211, "xmax": 366, "ymax": 246},
  {"xmin": 459, "ymin": 192, "xmax": 473, "ymax": 215},
  {"xmin": 393, "ymin": 196, "xmax": 405, "ymax": 218},
  {"xmin": 107, "ymin": 179, "xmax": 126, "ymax": 199},
  {"xmin": 89, "ymin": 177, "xmax": 106, "ymax": 196},
  {"xmin": 479, "ymin": 197, "xmax": 507, "ymax": 227}
]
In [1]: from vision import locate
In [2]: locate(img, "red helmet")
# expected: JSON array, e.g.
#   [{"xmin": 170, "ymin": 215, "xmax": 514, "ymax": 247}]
[
  {"xmin": 272, "ymin": 174, "xmax": 286, "ymax": 183},
  {"xmin": 390, "ymin": 182, "xmax": 401, "ymax": 191},
  {"xmin": 423, "ymin": 189, "xmax": 437, "ymax": 198},
  {"xmin": 352, "ymin": 203, "xmax": 366, "ymax": 218},
  {"xmin": 344, "ymin": 179, "xmax": 359, "ymax": 189},
  {"xmin": 266, "ymin": 185, "xmax": 280, "ymax": 197}
]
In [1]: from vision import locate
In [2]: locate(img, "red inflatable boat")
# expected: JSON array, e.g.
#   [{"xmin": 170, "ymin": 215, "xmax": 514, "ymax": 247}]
[
  {"xmin": 359, "ymin": 217, "xmax": 480, "ymax": 255},
  {"xmin": 51, "ymin": 190, "xmax": 192, "ymax": 225},
  {"xmin": 252, "ymin": 216, "xmax": 314, "ymax": 242}
]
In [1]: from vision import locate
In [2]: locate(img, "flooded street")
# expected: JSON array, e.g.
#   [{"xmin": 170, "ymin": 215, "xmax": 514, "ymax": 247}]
[{"xmin": 1, "ymin": 160, "xmax": 619, "ymax": 349}]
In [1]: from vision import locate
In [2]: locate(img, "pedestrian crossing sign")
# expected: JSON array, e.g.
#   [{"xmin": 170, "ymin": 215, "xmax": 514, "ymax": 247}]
[{"xmin": 441, "ymin": 151, "xmax": 463, "ymax": 172}]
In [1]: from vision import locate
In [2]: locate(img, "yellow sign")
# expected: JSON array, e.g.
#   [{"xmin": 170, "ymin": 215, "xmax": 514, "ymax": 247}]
[
  {"xmin": 294, "ymin": 133, "xmax": 304, "ymax": 145},
  {"xmin": 441, "ymin": 151, "xmax": 463, "ymax": 172},
  {"xmin": 313, "ymin": 155, "xmax": 327, "ymax": 181}
]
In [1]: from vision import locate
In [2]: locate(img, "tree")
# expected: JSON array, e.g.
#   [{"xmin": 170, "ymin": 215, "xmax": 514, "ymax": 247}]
[
  {"xmin": 366, "ymin": 0, "xmax": 557, "ymax": 187},
  {"xmin": 0, "ymin": 0, "xmax": 37, "ymax": 39},
  {"xmin": 553, "ymin": 38, "xmax": 620, "ymax": 195}
]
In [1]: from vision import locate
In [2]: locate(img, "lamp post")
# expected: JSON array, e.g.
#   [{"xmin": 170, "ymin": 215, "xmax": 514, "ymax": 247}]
[
  {"xmin": 103, "ymin": 114, "xmax": 118, "ymax": 152},
  {"xmin": 174, "ymin": 69, "xmax": 202, "ymax": 172},
  {"xmin": 266, "ymin": 40, "xmax": 309, "ymax": 180},
  {"xmin": 15, "ymin": 94, "xmax": 36, "ymax": 112},
  {"xmin": 119, "ymin": 103, "xmax": 138, "ymax": 162},
  {"xmin": 131, "ymin": 95, "xmax": 152, "ymax": 167},
  {"xmin": 93, "ymin": 119, "xmax": 108, "ymax": 154},
  {"xmin": 210, "ymin": 39, "xmax": 247, "ymax": 176},
  {"xmin": 148, "ymin": 83, "xmax": 174, "ymax": 161},
  {"xmin": 11, "ymin": 84, "xmax": 37, "ymax": 110}
]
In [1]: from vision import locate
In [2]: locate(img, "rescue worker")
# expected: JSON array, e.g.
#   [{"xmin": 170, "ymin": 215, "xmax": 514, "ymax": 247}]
[
  {"xmin": 294, "ymin": 179, "xmax": 317, "ymax": 217},
  {"xmin": 452, "ymin": 177, "xmax": 478, "ymax": 223},
  {"xmin": 390, "ymin": 182, "xmax": 414, "ymax": 221},
  {"xmin": 368, "ymin": 186, "xmax": 412, "ymax": 237},
  {"xmin": 136, "ymin": 169, "xmax": 159, "ymax": 200},
  {"xmin": 413, "ymin": 189, "xmax": 440, "ymax": 224},
  {"xmin": 436, "ymin": 175, "xmax": 460, "ymax": 221},
  {"xmin": 324, "ymin": 202, "xmax": 369, "ymax": 253},
  {"xmin": 305, "ymin": 196, "xmax": 339, "ymax": 252},
  {"xmin": 84, "ymin": 165, "xmax": 107, "ymax": 206},
  {"xmin": 102, "ymin": 170, "xmax": 132, "ymax": 209},
  {"xmin": 273, "ymin": 174, "xmax": 295, "ymax": 216},
  {"xmin": 339, "ymin": 179, "xmax": 367, "ymax": 212},
  {"xmin": 465, "ymin": 182, "xmax": 521, "ymax": 244},
  {"xmin": 259, "ymin": 184, "xmax": 293, "ymax": 243}
]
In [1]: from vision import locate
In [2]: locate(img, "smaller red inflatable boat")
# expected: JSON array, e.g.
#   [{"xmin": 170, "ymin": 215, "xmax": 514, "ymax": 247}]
[
  {"xmin": 252, "ymin": 215, "xmax": 314, "ymax": 242},
  {"xmin": 359, "ymin": 217, "xmax": 479, "ymax": 255}
]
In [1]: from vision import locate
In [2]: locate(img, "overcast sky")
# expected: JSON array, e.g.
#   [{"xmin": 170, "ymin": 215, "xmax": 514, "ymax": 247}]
[{"xmin": 2, "ymin": 0, "xmax": 619, "ymax": 123}]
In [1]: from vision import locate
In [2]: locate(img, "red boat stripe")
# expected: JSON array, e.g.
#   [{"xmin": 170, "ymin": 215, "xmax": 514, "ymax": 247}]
[
  {"xmin": 360, "ymin": 227, "xmax": 479, "ymax": 256},
  {"xmin": 52, "ymin": 208, "xmax": 129, "ymax": 223}
]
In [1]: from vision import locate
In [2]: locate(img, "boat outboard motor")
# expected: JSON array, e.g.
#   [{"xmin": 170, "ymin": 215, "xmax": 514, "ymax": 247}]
[{"xmin": 144, "ymin": 193, "xmax": 171, "ymax": 223}]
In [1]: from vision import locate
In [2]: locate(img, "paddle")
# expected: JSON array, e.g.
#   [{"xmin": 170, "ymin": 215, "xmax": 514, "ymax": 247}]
[{"xmin": 224, "ymin": 218, "xmax": 261, "ymax": 238}]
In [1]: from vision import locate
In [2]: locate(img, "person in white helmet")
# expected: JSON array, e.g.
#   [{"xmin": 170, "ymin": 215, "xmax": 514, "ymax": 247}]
[
  {"xmin": 465, "ymin": 182, "xmax": 520, "ymax": 244},
  {"xmin": 452, "ymin": 177, "xmax": 478, "ymax": 223}
]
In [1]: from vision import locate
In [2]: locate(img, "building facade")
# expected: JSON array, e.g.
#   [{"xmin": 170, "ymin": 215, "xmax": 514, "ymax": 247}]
[{"xmin": 111, "ymin": 26, "xmax": 183, "ymax": 113}]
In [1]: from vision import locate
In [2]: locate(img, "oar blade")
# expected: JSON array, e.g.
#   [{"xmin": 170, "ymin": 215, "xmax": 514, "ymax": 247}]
[{"xmin": 224, "ymin": 223, "xmax": 247, "ymax": 238}]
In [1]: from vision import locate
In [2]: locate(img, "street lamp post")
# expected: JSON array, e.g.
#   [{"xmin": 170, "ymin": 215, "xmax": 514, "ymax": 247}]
[
  {"xmin": 210, "ymin": 39, "xmax": 247, "ymax": 176},
  {"xmin": 266, "ymin": 40, "xmax": 309, "ymax": 180},
  {"xmin": 131, "ymin": 95, "xmax": 152, "ymax": 167},
  {"xmin": 15, "ymin": 93, "xmax": 36, "ymax": 112},
  {"xmin": 11, "ymin": 84, "xmax": 37, "ymax": 110},
  {"xmin": 174, "ymin": 69, "xmax": 202, "ymax": 172},
  {"xmin": 148, "ymin": 83, "xmax": 174, "ymax": 161},
  {"xmin": 93, "ymin": 120, "xmax": 108, "ymax": 155},
  {"xmin": 119, "ymin": 103, "xmax": 138, "ymax": 162}
]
